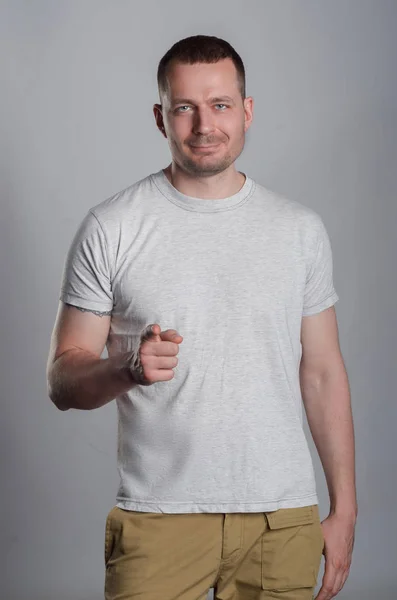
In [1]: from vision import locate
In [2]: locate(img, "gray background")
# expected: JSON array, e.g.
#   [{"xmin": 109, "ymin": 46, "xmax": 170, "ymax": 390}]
[{"xmin": 1, "ymin": 1, "xmax": 396, "ymax": 599}]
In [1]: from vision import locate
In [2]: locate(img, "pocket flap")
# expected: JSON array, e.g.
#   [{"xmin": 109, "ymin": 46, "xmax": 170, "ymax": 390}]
[{"xmin": 265, "ymin": 505, "xmax": 314, "ymax": 530}]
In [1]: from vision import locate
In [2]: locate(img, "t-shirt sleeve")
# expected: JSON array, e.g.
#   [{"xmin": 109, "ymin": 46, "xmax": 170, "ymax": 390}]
[
  {"xmin": 59, "ymin": 210, "xmax": 113, "ymax": 312},
  {"xmin": 302, "ymin": 216, "xmax": 339, "ymax": 316}
]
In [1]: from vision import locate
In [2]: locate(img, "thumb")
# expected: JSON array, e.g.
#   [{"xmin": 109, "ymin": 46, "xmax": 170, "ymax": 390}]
[
  {"xmin": 141, "ymin": 324, "xmax": 183, "ymax": 343},
  {"xmin": 140, "ymin": 323, "xmax": 162, "ymax": 343}
]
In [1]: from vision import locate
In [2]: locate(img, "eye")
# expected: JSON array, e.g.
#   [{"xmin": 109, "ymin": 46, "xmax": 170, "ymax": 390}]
[
  {"xmin": 176, "ymin": 106, "xmax": 190, "ymax": 113},
  {"xmin": 215, "ymin": 104, "xmax": 227, "ymax": 110}
]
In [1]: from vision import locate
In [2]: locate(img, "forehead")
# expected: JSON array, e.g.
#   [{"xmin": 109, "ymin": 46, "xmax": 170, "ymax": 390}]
[{"xmin": 164, "ymin": 59, "xmax": 240, "ymax": 101}]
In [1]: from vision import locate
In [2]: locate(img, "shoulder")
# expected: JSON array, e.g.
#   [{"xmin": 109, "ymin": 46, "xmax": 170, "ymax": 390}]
[
  {"xmin": 88, "ymin": 172, "xmax": 155, "ymax": 224},
  {"xmin": 254, "ymin": 181, "xmax": 326, "ymax": 237}
]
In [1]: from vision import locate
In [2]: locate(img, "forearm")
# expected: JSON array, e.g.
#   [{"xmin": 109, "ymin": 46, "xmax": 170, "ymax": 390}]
[
  {"xmin": 300, "ymin": 363, "xmax": 357, "ymax": 520},
  {"xmin": 48, "ymin": 349, "xmax": 136, "ymax": 411}
]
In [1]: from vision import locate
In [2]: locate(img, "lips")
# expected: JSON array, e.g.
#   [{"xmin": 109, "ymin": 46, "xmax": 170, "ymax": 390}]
[{"xmin": 190, "ymin": 143, "xmax": 220, "ymax": 149}]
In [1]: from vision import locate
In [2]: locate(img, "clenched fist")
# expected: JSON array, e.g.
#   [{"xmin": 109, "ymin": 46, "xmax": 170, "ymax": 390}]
[{"xmin": 128, "ymin": 324, "xmax": 183, "ymax": 386}]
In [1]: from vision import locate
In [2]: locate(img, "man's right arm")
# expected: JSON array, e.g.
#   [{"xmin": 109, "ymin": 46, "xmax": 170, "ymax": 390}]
[{"xmin": 46, "ymin": 302, "xmax": 136, "ymax": 411}]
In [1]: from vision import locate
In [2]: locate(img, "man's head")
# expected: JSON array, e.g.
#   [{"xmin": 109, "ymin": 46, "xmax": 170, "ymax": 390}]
[{"xmin": 153, "ymin": 35, "xmax": 253, "ymax": 178}]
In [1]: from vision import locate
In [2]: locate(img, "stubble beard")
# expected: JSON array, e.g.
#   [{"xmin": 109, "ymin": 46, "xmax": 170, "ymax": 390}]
[
  {"xmin": 173, "ymin": 131, "xmax": 246, "ymax": 178},
  {"xmin": 181, "ymin": 153, "xmax": 234, "ymax": 177}
]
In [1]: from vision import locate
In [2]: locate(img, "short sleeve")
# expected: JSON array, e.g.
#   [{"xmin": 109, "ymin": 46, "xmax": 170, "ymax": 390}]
[
  {"xmin": 59, "ymin": 210, "xmax": 113, "ymax": 312},
  {"xmin": 302, "ymin": 217, "xmax": 339, "ymax": 316}
]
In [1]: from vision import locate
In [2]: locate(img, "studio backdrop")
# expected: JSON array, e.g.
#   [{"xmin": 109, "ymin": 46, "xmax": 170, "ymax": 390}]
[{"xmin": 1, "ymin": 1, "xmax": 396, "ymax": 599}]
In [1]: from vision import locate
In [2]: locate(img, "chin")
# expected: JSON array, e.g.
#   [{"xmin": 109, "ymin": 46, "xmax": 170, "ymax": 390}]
[{"xmin": 192, "ymin": 162, "xmax": 232, "ymax": 177}]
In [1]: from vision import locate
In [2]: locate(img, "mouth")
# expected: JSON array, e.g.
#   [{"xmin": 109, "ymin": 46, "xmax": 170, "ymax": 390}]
[{"xmin": 190, "ymin": 143, "xmax": 221, "ymax": 151}]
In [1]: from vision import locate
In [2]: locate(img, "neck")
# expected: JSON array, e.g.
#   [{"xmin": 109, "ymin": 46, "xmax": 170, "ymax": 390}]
[{"xmin": 164, "ymin": 163, "xmax": 246, "ymax": 199}]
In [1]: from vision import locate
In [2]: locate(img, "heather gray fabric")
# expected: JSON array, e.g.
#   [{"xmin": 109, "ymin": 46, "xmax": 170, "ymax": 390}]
[{"xmin": 59, "ymin": 168, "xmax": 339, "ymax": 514}]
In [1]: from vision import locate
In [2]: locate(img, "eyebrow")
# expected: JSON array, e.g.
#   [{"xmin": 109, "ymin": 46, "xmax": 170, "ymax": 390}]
[{"xmin": 171, "ymin": 96, "xmax": 235, "ymax": 106}]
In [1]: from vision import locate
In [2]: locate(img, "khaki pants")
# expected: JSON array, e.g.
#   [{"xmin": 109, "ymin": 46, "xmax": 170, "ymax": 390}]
[{"xmin": 104, "ymin": 504, "xmax": 324, "ymax": 599}]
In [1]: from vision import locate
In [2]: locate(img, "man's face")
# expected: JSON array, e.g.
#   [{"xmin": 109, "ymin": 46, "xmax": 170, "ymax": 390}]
[{"xmin": 154, "ymin": 59, "xmax": 253, "ymax": 177}]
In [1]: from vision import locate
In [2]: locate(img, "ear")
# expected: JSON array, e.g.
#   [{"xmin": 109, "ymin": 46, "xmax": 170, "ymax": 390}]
[
  {"xmin": 153, "ymin": 104, "xmax": 166, "ymax": 136},
  {"xmin": 243, "ymin": 96, "xmax": 254, "ymax": 132}
]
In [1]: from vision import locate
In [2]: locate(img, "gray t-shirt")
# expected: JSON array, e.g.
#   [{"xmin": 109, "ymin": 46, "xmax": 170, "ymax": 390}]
[{"xmin": 59, "ymin": 169, "xmax": 339, "ymax": 513}]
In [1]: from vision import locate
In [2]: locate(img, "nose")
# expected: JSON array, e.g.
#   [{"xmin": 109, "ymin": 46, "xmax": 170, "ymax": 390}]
[{"xmin": 192, "ymin": 106, "xmax": 216, "ymax": 136}]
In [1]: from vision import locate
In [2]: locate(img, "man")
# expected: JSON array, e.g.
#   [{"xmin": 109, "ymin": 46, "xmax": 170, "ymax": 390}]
[{"xmin": 46, "ymin": 35, "xmax": 357, "ymax": 600}]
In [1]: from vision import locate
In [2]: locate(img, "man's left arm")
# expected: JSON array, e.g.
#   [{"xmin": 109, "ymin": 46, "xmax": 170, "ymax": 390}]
[{"xmin": 300, "ymin": 305, "xmax": 357, "ymax": 600}]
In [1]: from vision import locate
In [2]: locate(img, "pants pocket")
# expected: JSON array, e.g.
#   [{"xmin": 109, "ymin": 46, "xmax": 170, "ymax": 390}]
[
  {"xmin": 261, "ymin": 505, "xmax": 324, "ymax": 591},
  {"xmin": 104, "ymin": 506, "xmax": 118, "ymax": 567}
]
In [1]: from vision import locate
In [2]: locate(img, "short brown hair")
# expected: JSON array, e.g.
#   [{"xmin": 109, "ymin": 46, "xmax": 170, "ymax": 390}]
[{"xmin": 157, "ymin": 35, "xmax": 246, "ymax": 101}]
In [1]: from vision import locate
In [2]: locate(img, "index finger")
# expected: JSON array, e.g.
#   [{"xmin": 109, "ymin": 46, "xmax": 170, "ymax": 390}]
[
  {"xmin": 145, "ymin": 340, "xmax": 180, "ymax": 356},
  {"xmin": 315, "ymin": 562, "xmax": 337, "ymax": 600}
]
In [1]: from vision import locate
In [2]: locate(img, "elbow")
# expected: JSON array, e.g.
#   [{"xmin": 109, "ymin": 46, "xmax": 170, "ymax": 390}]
[
  {"xmin": 54, "ymin": 399, "xmax": 70, "ymax": 412},
  {"xmin": 47, "ymin": 373, "xmax": 70, "ymax": 412},
  {"xmin": 48, "ymin": 388, "xmax": 70, "ymax": 412}
]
